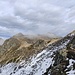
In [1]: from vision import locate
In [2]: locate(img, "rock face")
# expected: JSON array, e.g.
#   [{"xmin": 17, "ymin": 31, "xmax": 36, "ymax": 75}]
[
  {"xmin": 44, "ymin": 30, "xmax": 75, "ymax": 75},
  {"xmin": 0, "ymin": 31, "xmax": 75, "ymax": 75}
]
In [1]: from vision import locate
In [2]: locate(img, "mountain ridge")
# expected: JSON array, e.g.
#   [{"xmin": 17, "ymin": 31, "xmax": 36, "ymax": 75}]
[
  {"xmin": 0, "ymin": 30, "xmax": 75, "ymax": 75},
  {"xmin": 0, "ymin": 33, "xmax": 59, "ymax": 66}
]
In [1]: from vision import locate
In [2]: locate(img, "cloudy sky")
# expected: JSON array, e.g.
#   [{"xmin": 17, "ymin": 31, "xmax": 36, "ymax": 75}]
[{"xmin": 0, "ymin": 0, "xmax": 75, "ymax": 38}]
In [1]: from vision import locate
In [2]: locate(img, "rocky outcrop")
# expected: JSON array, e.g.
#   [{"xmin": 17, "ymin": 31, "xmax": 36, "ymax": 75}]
[{"xmin": 44, "ymin": 30, "xmax": 75, "ymax": 75}]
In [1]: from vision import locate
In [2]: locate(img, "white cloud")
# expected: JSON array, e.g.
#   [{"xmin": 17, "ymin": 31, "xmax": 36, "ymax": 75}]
[{"xmin": 0, "ymin": 0, "xmax": 75, "ymax": 38}]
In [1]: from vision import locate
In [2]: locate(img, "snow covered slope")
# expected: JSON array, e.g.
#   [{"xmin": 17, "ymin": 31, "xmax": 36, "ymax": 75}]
[{"xmin": 0, "ymin": 40, "xmax": 69, "ymax": 75}]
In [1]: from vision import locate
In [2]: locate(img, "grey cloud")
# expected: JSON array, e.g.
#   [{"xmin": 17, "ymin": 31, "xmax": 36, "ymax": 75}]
[{"xmin": 0, "ymin": 0, "xmax": 75, "ymax": 38}]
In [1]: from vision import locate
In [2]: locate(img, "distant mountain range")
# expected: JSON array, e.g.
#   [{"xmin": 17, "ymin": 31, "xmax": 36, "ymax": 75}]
[
  {"xmin": 0, "ymin": 31, "xmax": 75, "ymax": 75},
  {"xmin": 0, "ymin": 38, "xmax": 4, "ymax": 45},
  {"xmin": 13, "ymin": 32, "xmax": 59, "ymax": 39}
]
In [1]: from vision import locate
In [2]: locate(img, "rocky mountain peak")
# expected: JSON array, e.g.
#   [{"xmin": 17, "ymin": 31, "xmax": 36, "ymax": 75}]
[
  {"xmin": 13, "ymin": 33, "xmax": 25, "ymax": 38},
  {"xmin": 67, "ymin": 30, "xmax": 75, "ymax": 37},
  {"xmin": 0, "ymin": 33, "xmax": 59, "ymax": 67}
]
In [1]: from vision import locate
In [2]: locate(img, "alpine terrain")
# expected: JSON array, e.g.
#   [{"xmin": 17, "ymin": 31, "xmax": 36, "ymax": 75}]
[{"xmin": 0, "ymin": 31, "xmax": 75, "ymax": 75}]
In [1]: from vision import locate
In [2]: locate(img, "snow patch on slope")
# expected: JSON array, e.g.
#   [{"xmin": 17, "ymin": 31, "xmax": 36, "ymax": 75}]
[
  {"xmin": 0, "ymin": 40, "xmax": 70, "ymax": 75},
  {"xmin": 66, "ymin": 59, "xmax": 75, "ymax": 75}
]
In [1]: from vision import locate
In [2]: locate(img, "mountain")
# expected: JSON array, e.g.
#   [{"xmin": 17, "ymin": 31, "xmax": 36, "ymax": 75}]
[
  {"xmin": 0, "ymin": 38, "xmax": 4, "ymax": 45},
  {"xmin": 0, "ymin": 31, "xmax": 75, "ymax": 75},
  {"xmin": 0, "ymin": 33, "xmax": 59, "ymax": 66},
  {"xmin": 17, "ymin": 32, "xmax": 59, "ymax": 40}
]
